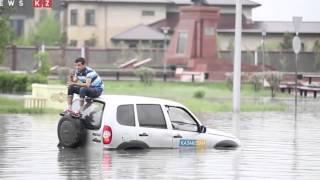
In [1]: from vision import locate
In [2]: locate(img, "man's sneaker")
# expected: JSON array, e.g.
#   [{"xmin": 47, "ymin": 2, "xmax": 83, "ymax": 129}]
[
  {"xmin": 60, "ymin": 109, "xmax": 73, "ymax": 116},
  {"xmin": 71, "ymin": 111, "xmax": 82, "ymax": 118}
]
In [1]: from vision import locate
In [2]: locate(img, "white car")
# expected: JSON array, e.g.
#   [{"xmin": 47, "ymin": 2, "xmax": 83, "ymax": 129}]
[{"xmin": 57, "ymin": 95, "xmax": 240, "ymax": 150}]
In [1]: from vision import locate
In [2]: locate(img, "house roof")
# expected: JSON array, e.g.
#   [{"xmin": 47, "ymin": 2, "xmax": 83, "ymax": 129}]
[
  {"xmin": 171, "ymin": 0, "xmax": 260, "ymax": 7},
  {"xmin": 64, "ymin": 0, "xmax": 260, "ymax": 6},
  {"xmin": 151, "ymin": 12, "xmax": 320, "ymax": 35},
  {"xmin": 64, "ymin": 0, "xmax": 170, "ymax": 3},
  {"xmin": 218, "ymin": 21, "xmax": 320, "ymax": 34},
  {"xmin": 112, "ymin": 24, "xmax": 166, "ymax": 41}
]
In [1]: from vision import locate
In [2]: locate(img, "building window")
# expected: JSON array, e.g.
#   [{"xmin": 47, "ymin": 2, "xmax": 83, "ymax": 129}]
[
  {"xmin": 176, "ymin": 32, "xmax": 188, "ymax": 54},
  {"xmin": 69, "ymin": 40, "xmax": 78, "ymax": 47},
  {"xmin": 10, "ymin": 19, "xmax": 24, "ymax": 37},
  {"xmin": 85, "ymin": 9, "xmax": 95, "ymax": 26},
  {"xmin": 84, "ymin": 40, "xmax": 96, "ymax": 47},
  {"xmin": 70, "ymin": 9, "xmax": 78, "ymax": 26},
  {"xmin": 128, "ymin": 44, "xmax": 137, "ymax": 48},
  {"xmin": 142, "ymin": 10, "xmax": 155, "ymax": 16}
]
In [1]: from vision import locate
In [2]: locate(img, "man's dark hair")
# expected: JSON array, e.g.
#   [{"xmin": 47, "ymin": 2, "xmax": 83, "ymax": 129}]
[{"xmin": 75, "ymin": 57, "xmax": 86, "ymax": 65}]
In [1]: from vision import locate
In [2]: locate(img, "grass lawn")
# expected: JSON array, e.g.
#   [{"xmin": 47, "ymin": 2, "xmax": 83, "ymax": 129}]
[
  {"xmin": 0, "ymin": 80, "xmax": 288, "ymax": 114},
  {"xmin": 104, "ymin": 81, "xmax": 288, "ymax": 112},
  {"xmin": 0, "ymin": 96, "xmax": 60, "ymax": 114}
]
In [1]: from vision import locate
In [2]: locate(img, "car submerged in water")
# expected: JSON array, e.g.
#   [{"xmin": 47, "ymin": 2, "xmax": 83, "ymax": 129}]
[{"xmin": 57, "ymin": 95, "xmax": 240, "ymax": 150}]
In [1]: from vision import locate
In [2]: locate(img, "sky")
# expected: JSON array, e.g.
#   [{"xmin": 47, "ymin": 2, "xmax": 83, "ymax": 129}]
[{"xmin": 252, "ymin": 0, "xmax": 320, "ymax": 22}]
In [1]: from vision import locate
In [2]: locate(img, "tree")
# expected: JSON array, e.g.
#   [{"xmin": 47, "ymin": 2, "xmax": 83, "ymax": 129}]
[
  {"xmin": 313, "ymin": 40, "xmax": 320, "ymax": 70},
  {"xmin": 34, "ymin": 52, "xmax": 50, "ymax": 76},
  {"xmin": 32, "ymin": 13, "xmax": 61, "ymax": 45},
  {"xmin": 265, "ymin": 71, "xmax": 283, "ymax": 97},
  {"xmin": 17, "ymin": 13, "xmax": 61, "ymax": 46},
  {"xmin": 280, "ymin": 32, "xmax": 293, "ymax": 51},
  {"xmin": 0, "ymin": 7, "xmax": 14, "ymax": 64}
]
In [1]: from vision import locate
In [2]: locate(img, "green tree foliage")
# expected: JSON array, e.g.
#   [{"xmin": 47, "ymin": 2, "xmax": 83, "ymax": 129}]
[
  {"xmin": 0, "ymin": 7, "xmax": 13, "ymax": 64},
  {"xmin": 313, "ymin": 40, "xmax": 320, "ymax": 70},
  {"xmin": 34, "ymin": 52, "xmax": 51, "ymax": 76},
  {"xmin": 33, "ymin": 14, "xmax": 61, "ymax": 45},
  {"xmin": 280, "ymin": 32, "xmax": 293, "ymax": 51},
  {"xmin": 17, "ymin": 13, "xmax": 61, "ymax": 46}
]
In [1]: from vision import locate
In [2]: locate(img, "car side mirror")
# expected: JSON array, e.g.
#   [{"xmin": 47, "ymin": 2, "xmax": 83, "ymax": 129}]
[{"xmin": 199, "ymin": 125, "xmax": 206, "ymax": 133}]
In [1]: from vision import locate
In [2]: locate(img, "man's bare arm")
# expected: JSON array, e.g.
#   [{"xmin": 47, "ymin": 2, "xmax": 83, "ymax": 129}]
[{"xmin": 67, "ymin": 78, "xmax": 91, "ymax": 88}]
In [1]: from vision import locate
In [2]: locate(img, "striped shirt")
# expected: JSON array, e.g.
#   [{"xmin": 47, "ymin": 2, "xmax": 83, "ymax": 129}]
[{"xmin": 75, "ymin": 67, "xmax": 104, "ymax": 90}]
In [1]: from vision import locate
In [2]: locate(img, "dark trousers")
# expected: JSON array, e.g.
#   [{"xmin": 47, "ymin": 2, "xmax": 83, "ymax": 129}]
[{"xmin": 68, "ymin": 85, "xmax": 102, "ymax": 99}]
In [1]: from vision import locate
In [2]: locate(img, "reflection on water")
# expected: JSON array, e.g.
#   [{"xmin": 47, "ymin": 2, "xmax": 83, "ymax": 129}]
[{"xmin": 1, "ymin": 112, "xmax": 320, "ymax": 179}]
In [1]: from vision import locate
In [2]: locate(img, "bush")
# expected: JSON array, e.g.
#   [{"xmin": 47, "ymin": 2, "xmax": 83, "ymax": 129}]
[
  {"xmin": 250, "ymin": 73, "xmax": 264, "ymax": 91},
  {"xmin": 34, "ymin": 52, "xmax": 50, "ymax": 76},
  {"xmin": 28, "ymin": 74, "xmax": 48, "ymax": 84},
  {"xmin": 225, "ymin": 73, "xmax": 233, "ymax": 91},
  {"xmin": 0, "ymin": 72, "xmax": 49, "ymax": 93},
  {"xmin": 134, "ymin": 67, "xmax": 155, "ymax": 86},
  {"xmin": 0, "ymin": 72, "xmax": 28, "ymax": 93},
  {"xmin": 193, "ymin": 90, "xmax": 205, "ymax": 99},
  {"xmin": 265, "ymin": 71, "xmax": 283, "ymax": 97}
]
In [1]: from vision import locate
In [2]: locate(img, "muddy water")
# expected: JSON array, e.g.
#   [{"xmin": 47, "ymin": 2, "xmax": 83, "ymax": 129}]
[{"xmin": 0, "ymin": 112, "xmax": 320, "ymax": 179}]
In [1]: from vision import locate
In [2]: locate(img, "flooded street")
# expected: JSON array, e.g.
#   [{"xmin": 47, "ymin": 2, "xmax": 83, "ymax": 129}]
[{"xmin": 1, "ymin": 111, "xmax": 320, "ymax": 179}]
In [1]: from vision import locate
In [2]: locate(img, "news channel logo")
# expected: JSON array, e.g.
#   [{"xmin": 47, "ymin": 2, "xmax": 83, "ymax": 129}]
[{"xmin": 0, "ymin": 0, "xmax": 52, "ymax": 8}]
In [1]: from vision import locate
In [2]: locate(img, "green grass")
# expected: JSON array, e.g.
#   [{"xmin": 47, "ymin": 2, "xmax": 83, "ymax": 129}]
[
  {"xmin": 104, "ymin": 81, "xmax": 288, "ymax": 112},
  {"xmin": 105, "ymin": 80, "xmax": 288, "ymax": 98},
  {"xmin": 1, "ymin": 80, "xmax": 289, "ymax": 113},
  {"xmin": 0, "ymin": 97, "xmax": 60, "ymax": 114}
]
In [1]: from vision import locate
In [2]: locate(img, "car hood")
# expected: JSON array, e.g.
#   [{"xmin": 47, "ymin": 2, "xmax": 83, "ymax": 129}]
[{"xmin": 206, "ymin": 128, "xmax": 238, "ymax": 140}]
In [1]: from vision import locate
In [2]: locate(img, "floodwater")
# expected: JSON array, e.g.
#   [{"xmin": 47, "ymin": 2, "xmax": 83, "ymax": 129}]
[{"xmin": 1, "ymin": 110, "xmax": 320, "ymax": 179}]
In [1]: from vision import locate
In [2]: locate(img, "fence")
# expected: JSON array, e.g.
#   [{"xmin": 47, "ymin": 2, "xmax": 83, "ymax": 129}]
[
  {"xmin": 3, "ymin": 45, "xmax": 320, "ymax": 73},
  {"xmin": 219, "ymin": 50, "xmax": 319, "ymax": 72},
  {"xmin": 3, "ymin": 45, "xmax": 165, "ymax": 71}
]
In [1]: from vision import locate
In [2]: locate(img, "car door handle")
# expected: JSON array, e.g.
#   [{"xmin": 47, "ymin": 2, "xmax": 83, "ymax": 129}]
[
  {"xmin": 92, "ymin": 138, "xmax": 101, "ymax": 143},
  {"xmin": 139, "ymin": 133, "xmax": 149, "ymax": 137},
  {"xmin": 173, "ymin": 134, "xmax": 182, "ymax": 138}
]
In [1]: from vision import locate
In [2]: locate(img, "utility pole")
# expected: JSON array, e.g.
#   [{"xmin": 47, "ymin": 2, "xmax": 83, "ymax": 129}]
[
  {"xmin": 161, "ymin": 27, "xmax": 170, "ymax": 82},
  {"xmin": 232, "ymin": 0, "xmax": 242, "ymax": 113},
  {"xmin": 292, "ymin": 16, "xmax": 302, "ymax": 117}
]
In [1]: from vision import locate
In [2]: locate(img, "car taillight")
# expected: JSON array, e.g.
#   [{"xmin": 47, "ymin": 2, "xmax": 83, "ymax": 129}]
[{"xmin": 103, "ymin": 125, "xmax": 112, "ymax": 144}]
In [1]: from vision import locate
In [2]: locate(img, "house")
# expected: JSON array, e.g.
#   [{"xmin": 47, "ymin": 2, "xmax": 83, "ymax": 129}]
[
  {"xmin": 62, "ymin": 0, "xmax": 260, "ymax": 48},
  {"xmin": 62, "ymin": 0, "xmax": 320, "ymax": 51},
  {"xmin": 62, "ymin": 0, "xmax": 169, "ymax": 47}
]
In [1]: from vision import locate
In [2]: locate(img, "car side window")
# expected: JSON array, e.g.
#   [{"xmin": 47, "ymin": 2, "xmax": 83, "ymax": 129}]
[
  {"xmin": 137, "ymin": 104, "xmax": 167, "ymax": 129},
  {"xmin": 117, "ymin": 104, "xmax": 135, "ymax": 126},
  {"xmin": 167, "ymin": 106, "xmax": 198, "ymax": 132},
  {"xmin": 81, "ymin": 101, "xmax": 104, "ymax": 130}
]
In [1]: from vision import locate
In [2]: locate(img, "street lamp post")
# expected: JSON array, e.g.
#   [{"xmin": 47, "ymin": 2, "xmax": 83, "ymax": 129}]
[{"xmin": 161, "ymin": 27, "xmax": 170, "ymax": 82}]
